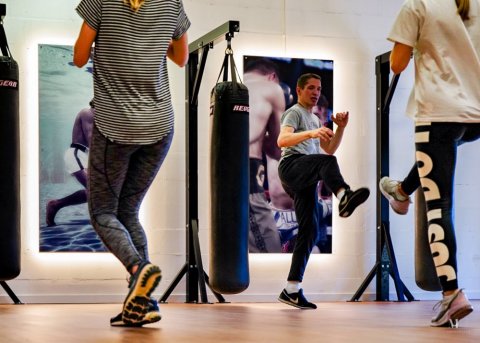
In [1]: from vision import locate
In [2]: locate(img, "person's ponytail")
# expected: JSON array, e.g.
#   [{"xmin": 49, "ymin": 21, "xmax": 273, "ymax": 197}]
[
  {"xmin": 456, "ymin": 0, "xmax": 470, "ymax": 21},
  {"xmin": 124, "ymin": 0, "xmax": 145, "ymax": 12}
]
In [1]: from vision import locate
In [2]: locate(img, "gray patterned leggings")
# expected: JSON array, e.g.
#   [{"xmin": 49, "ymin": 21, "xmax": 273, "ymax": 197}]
[{"xmin": 88, "ymin": 125, "xmax": 173, "ymax": 272}]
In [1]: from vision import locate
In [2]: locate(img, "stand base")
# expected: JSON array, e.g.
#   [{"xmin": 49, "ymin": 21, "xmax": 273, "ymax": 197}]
[
  {"xmin": 0, "ymin": 281, "xmax": 23, "ymax": 304},
  {"xmin": 159, "ymin": 220, "xmax": 225, "ymax": 304},
  {"xmin": 350, "ymin": 223, "xmax": 415, "ymax": 302},
  {"xmin": 159, "ymin": 263, "xmax": 226, "ymax": 304},
  {"xmin": 349, "ymin": 261, "xmax": 415, "ymax": 302}
]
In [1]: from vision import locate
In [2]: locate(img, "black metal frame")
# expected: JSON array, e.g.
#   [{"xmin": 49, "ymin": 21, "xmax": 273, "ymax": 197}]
[
  {"xmin": 160, "ymin": 21, "xmax": 240, "ymax": 304},
  {"xmin": 0, "ymin": 281, "xmax": 22, "ymax": 304},
  {"xmin": 0, "ymin": 3, "xmax": 10, "ymax": 57},
  {"xmin": 350, "ymin": 51, "xmax": 414, "ymax": 302},
  {"xmin": 0, "ymin": 4, "xmax": 6, "ymax": 20}
]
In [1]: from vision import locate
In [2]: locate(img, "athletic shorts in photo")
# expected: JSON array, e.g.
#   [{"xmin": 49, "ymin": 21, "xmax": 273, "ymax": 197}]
[{"xmin": 64, "ymin": 145, "xmax": 88, "ymax": 174}]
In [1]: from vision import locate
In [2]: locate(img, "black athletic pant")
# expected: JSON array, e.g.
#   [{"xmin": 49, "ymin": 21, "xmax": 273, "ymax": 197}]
[
  {"xmin": 278, "ymin": 154, "xmax": 349, "ymax": 282},
  {"xmin": 401, "ymin": 163, "xmax": 421, "ymax": 195},
  {"xmin": 415, "ymin": 122, "xmax": 480, "ymax": 292}
]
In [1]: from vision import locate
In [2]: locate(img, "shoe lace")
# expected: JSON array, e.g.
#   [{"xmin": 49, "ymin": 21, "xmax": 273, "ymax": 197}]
[
  {"xmin": 432, "ymin": 290, "xmax": 460, "ymax": 313},
  {"xmin": 432, "ymin": 299, "xmax": 446, "ymax": 312},
  {"xmin": 385, "ymin": 180, "xmax": 398, "ymax": 191}
]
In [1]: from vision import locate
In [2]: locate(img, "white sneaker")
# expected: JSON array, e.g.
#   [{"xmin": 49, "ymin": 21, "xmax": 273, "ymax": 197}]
[
  {"xmin": 379, "ymin": 177, "xmax": 411, "ymax": 215},
  {"xmin": 431, "ymin": 289, "xmax": 473, "ymax": 328}
]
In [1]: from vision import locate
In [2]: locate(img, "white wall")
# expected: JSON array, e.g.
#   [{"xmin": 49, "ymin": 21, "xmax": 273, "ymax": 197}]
[{"xmin": 1, "ymin": 0, "xmax": 479, "ymax": 304}]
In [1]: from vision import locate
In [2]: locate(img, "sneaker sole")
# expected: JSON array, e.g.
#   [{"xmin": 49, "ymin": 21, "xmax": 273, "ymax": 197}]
[
  {"xmin": 451, "ymin": 306, "xmax": 474, "ymax": 320},
  {"xmin": 431, "ymin": 305, "xmax": 474, "ymax": 328},
  {"xmin": 277, "ymin": 296, "xmax": 316, "ymax": 310},
  {"xmin": 111, "ymin": 311, "xmax": 162, "ymax": 327},
  {"xmin": 339, "ymin": 189, "xmax": 370, "ymax": 218},
  {"xmin": 122, "ymin": 265, "xmax": 162, "ymax": 325},
  {"xmin": 446, "ymin": 305, "xmax": 474, "ymax": 328}
]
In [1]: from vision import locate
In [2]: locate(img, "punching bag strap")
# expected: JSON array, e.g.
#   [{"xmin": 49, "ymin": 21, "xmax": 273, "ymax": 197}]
[
  {"xmin": 0, "ymin": 19, "xmax": 11, "ymax": 57},
  {"xmin": 218, "ymin": 52, "xmax": 229, "ymax": 82},
  {"xmin": 215, "ymin": 38, "xmax": 243, "ymax": 90}
]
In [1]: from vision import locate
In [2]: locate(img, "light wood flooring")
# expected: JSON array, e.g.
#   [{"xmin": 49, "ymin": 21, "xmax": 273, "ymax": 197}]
[{"xmin": 1, "ymin": 300, "xmax": 480, "ymax": 343}]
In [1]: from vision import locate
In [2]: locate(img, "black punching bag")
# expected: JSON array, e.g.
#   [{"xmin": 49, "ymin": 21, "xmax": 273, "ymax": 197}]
[
  {"xmin": 414, "ymin": 189, "xmax": 441, "ymax": 291},
  {"xmin": 209, "ymin": 51, "xmax": 249, "ymax": 294},
  {"xmin": 0, "ymin": 9, "xmax": 21, "ymax": 281}
]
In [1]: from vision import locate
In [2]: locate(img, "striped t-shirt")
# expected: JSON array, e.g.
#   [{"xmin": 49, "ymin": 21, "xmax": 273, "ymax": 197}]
[{"xmin": 76, "ymin": 0, "xmax": 190, "ymax": 144}]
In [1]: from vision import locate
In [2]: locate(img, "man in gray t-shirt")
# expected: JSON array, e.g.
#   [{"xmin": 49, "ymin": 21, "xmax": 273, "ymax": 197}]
[{"xmin": 276, "ymin": 73, "xmax": 369, "ymax": 310}]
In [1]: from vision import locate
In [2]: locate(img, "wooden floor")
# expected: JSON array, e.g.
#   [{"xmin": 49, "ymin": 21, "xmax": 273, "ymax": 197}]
[{"xmin": 1, "ymin": 300, "xmax": 480, "ymax": 343}]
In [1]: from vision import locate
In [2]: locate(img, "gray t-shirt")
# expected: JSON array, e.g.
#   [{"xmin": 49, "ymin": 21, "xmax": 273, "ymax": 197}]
[{"xmin": 280, "ymin": 103, "xmax": 322, "ymax": 161}]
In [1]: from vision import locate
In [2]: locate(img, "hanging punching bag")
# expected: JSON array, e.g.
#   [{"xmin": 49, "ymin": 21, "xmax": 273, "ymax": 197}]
[
  {"xmin": 209, "ymin": 49, "xmax": 250, "ymax": 294},
  {"xmin": 414, "ymin": 189, "xmax": 441, "ymax": 291},
  {"xmin": 0, "ymin": 7, "xmax": 21, "ymax": 281}
]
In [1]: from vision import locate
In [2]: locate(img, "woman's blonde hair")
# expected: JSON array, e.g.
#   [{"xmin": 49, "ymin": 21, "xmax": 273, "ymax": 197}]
[
  {"xmin": 456, "ymin": 0, "xmax": 470, "ymax": 21},
  {"xmin": 124, "ymin": 0, "xmax": 145, "ymax": 12}
]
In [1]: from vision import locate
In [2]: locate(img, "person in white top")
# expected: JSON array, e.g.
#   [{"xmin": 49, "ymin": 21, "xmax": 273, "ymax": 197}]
[{"xmin": 387, "ymin": 0, "xmax": 479, "ymax": 328}]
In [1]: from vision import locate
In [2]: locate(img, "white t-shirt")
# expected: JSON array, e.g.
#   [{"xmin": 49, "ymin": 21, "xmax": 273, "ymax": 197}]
[{"xmin": 388, "ymin": 0, "xmax": 480, "ymax": 122}]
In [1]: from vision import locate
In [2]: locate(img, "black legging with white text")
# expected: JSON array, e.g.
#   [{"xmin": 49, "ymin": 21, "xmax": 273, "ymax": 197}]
[{"xmin": 415, "ymin": 121, "xmax": 480, "ymax": 292}]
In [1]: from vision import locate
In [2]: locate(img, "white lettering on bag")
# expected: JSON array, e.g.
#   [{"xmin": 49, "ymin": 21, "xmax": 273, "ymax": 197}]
[
  {"xmin": 232, "ymin": 105, "xmax": 249, "ymax": 112},
  {"xmin": 0, "ymin": 80, "xmax": 18, "ymax": 88}
]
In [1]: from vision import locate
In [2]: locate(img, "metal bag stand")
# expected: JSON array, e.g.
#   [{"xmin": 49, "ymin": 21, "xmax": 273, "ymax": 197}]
[
  {"xmin": 160, "ymin": 21, "xmax": 240, "ymax": 304},
  {"xmin": 350, "ymin": 51, "xmax": 414, "ymax": 302}
]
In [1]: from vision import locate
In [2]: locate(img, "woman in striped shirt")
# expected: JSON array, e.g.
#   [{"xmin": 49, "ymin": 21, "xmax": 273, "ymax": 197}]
[{"xmin": 74, "ymin": 0, "xmax": 190, "ymax": 327}]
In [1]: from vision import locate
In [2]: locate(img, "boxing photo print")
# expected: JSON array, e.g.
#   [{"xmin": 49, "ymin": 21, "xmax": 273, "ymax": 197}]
[
  {"xmin": 38, "ymin": 44, "xmax": 106, "ymax": 252},
  {"xmin": 243, "ymin": 55, "xmax": 334, "ymax": 254}
]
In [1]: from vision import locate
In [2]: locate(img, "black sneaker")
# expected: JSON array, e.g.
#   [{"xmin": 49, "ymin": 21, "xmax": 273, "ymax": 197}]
[
  {"xmin": 111, "ymin": 298, "xmax": 161, "ymax": 327},
  {"xmin": 122, "ymin": 262, "xmax": 162, "ymax": 325},
  {"xmin": 339, "ymin": 188, "xmax": 370, "ymax": 218},
  {"xmin": 278, "ymin": 288, "xmax": 317, "ymax": 309}
]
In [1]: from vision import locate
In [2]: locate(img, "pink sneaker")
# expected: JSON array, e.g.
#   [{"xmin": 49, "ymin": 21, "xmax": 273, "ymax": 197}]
[
  {"xmin": 431, "ymin": 289, "xmax": 473, "ymax": 328},
  {"xmin": 379, "ymin": 177, "xmax": 411, "ymax": 215}
]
